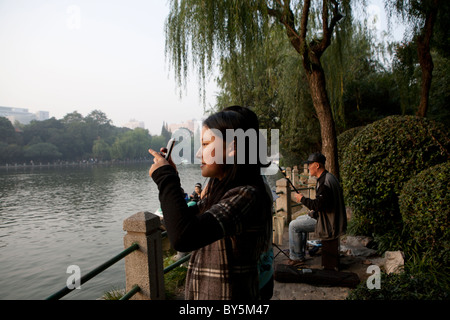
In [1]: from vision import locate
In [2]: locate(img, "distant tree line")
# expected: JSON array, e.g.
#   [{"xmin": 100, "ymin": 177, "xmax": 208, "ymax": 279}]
[{"xmin": 0, "ymin": 110, "xmax": 172, "ymax": 165}]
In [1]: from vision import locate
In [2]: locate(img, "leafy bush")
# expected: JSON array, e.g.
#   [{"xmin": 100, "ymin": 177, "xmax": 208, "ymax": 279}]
[
  {"xmin": 347, "ymin": 271, "xmax": 449, "ymax": 300},
  {"xmin": 399, "ymin": 161, "xmax": 450, "ymax": 264},
  {"xmin": 341, "ymin": 115, "xmax": 449, "ymax": 237},
  {"xmin": 337, "ymin": 126, "xmax": 364, "ymax": 166},
  {"xmin": 163, "ymin": 255, "xmax": 187, "ymax": 299}
]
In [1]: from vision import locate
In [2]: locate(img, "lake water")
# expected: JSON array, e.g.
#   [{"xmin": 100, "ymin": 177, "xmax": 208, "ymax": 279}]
[
  {"xmin": 0, "ymin": 163, "xmax": 279, "ymax": 300},
  {"xmin": 0, "ymin": 163, "xmax": 206, "ymax": 300}
]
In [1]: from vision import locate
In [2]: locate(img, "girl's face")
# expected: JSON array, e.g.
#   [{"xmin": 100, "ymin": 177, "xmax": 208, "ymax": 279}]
[{"xmin": 197, "ymin": 126, "xmax": 226, "ymax": 180}]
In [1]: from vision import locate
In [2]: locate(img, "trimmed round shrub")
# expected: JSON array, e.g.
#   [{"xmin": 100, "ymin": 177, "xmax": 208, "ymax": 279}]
[
  {"xmin": 399, "ymin": 161, "xmax": 450, "ymax": 264},
  {"xmin": 341, "ymin": 115, "xmax": 450, "ymax": 237},
  {"xmin": 337, "ymin": 126, "xmax": 364, "ymax": 167}
]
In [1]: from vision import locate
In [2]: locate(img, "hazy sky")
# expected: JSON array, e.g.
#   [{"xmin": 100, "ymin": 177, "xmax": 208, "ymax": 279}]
[{"xmin": 0, "ymin": 0, "xmax": 400, "ymax": 135}]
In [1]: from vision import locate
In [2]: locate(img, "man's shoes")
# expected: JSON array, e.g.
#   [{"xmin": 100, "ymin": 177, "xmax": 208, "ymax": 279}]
[{"xmin": 285, "ymin": 257, "xmax": 306, "ymax": 266}]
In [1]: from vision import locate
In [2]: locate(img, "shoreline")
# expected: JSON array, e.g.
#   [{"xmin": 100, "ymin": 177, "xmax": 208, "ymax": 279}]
[{"xmin": 0, "ymin": 159, "xmax": 154, "ymax": 170}]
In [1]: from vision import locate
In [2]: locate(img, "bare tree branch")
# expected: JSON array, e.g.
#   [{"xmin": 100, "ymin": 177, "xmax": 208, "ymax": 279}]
[
  {"xmin": 267, "ymin": 0, "xmax": 304, "ymax": 55},
  {"xmin": 314, "ymin": 0, "xmax": 343, "ymax": 55}
]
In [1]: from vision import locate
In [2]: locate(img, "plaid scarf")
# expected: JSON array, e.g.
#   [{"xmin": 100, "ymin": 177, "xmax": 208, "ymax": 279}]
[{"xmin": 184, "ymin": 185, "xmax": 272, "ymax": 300}]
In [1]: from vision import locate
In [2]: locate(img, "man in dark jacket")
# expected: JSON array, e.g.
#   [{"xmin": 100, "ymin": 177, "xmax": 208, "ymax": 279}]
[{"xmin": 287, "ymin": 153, "xmax": 347, "ymax": 265}]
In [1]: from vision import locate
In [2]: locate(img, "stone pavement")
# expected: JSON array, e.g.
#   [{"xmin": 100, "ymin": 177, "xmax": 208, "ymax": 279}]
[{"xmin": 270, "ymin": 225, "xmax": 380, "ymax": 300}]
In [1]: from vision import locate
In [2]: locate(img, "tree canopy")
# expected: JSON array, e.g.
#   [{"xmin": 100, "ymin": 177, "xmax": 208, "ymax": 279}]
[
  {"xmin": 165, "ymin": 0, "xmax": 357, "ymax": 177},
  {"xmin": 165, "ymin": 0, "xmax": 449, "ymax": 168},
  {"xmin": 386, "ymin": 0, "xmax": 449, "ymax": 117}
]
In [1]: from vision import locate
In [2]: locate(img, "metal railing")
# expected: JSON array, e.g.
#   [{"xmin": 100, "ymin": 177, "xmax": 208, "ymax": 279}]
[
  {"xmin": 119, "ymin": 285, "xmax": 140, "ymax": 300},
  {"xmin": 164, "ymin": 253, "xmax": 191, "ymax": 274},
  {"xmin": 45, "ymin": 230, "xmax": 191, "ymax": 300},
  {"xmin": 46, "ymin": 243, "xmax": 140, "ymax": 300}
]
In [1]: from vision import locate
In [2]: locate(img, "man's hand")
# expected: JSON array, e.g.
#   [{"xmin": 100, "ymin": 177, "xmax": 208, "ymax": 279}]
[{"xmin": 293, "ymin": 192, "xmax": 304, "ymax": 203}]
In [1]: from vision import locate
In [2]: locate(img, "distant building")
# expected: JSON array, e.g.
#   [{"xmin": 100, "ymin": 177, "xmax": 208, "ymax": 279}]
[
  {"xmin": 0, "ymin": 106, "xmax": 50, "ymax": 125},
  {"xmin": 168, "ymin": 119, "xmax": 198, "ymax": 134},
  {"xmin": 35, "ymin": 110, "xmax": 50, "ymax": 121},
  {"xmin": 123, "ymin": 119, "xmax": 145, "ymax": 130}
]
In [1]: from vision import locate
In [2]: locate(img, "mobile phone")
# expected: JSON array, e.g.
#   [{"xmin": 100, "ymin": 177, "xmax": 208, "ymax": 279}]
[{"xmin": 165, "ymin": 138, "xmax": 176, "ymax": 160}]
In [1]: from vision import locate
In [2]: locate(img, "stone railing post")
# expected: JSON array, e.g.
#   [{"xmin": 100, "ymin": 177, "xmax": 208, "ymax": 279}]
[
  {"xmin": 299, "ymin": 163, "xmax": 309, "ymax": 185},
  {"xmin": 123, "ymin": 211, "xmax": 165, "ymax": 300},
  {"xmin": 303, "ymin": 163, "xmax": 308, "ymax": 175},
  {"xmin": 272, "ymin": 215, "xmax": 286, "ymax": 245},
  {"xmin": 292, "ymin": 166, "xmax": 299, "ymax": 187},
  {"xmin": 308, "ymin": 177, "xmax": 317, "ymax": 199},
  {"xmin": 275, "ymin": 176, "xmax": 292, "ymax": 224},
  {"xmin": 286, "ymin": 167, "xmax": 292, "ymax": 184}
]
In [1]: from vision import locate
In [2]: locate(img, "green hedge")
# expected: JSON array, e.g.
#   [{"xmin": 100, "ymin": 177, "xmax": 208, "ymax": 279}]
[
  {"xmin": 347, "ymin": 271, "xmax": 449, "ymax": 300},
  {"xmin": 337, "ymin": 126, "xmax": 364, "ymax": 166},
  {"xmin": 399, "ymin": 161, "xmax": 450, "ymax": 264},
  {"xmin": 341, "ymin": 115, "xmax": 450, "ymax": 237}
]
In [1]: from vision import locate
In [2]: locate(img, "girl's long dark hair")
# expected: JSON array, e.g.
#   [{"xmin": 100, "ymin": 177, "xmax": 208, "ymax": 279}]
[{"xmin": 201, "ymin": 106, "xmax": 270, "ymax": 213}]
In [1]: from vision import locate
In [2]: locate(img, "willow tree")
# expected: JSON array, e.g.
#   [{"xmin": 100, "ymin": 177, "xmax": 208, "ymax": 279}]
[
  {"xmin": 386, "ymin": 0, "xmax": 444, "ymax": 118},
  {"xmin": 165, "ymin": 0, "xmax": 352, "ymax": 178},
  {"xmin": 214, "ymin": 24, "xmax": 323, "ymax": 164}
]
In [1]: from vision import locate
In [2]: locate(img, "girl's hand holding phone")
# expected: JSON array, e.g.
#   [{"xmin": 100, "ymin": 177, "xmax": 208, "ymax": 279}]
[{"xmin": 148, "ymin": 148, "xmax": 176, "ymax": 177}]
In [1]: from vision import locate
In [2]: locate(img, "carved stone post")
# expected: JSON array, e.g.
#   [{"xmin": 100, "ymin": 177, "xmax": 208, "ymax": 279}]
[
  {"xmin": 123, "ymin": 211, "xmax": 165, "ymax": 300},
  {"xmin": 292, "ymin": 166, "xmax": 299, "ymax": 187},
  {"xmin": 276, "ymin": 177, "xmax": 292, "ymax": 224}
]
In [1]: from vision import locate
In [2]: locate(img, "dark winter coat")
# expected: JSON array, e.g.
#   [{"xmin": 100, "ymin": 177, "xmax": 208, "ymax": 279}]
[{"xmin": 300, "ymin": 170, "xmax": 347, "ymax": 240}]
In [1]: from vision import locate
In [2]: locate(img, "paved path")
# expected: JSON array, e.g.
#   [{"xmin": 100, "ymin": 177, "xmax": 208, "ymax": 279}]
[{"xmin": 270, "ymin": 227, "xmax": 374, "ymax": 300}]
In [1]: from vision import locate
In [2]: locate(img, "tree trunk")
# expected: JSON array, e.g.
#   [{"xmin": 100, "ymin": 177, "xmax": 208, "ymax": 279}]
[
  {"xmin": 306, "ymin": 65, "xmax": 340, "ymax": 180},
  {"xmin": 274, "ymin": 0, "xmax": 341, "ymax": 179},
  {"xmin": 416, "ymin": 39, "xmax": 433, "ymax": 117},
  {"xmin": 416, "ymin": 0, "xmax": 440, "ymax": 118}
]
